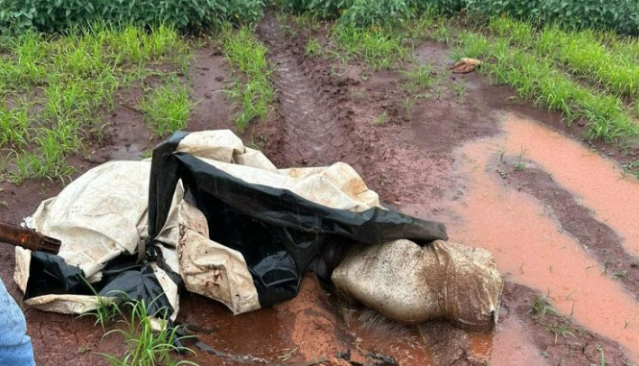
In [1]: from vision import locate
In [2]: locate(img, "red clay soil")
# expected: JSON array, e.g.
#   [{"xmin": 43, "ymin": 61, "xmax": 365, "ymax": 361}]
[{"xmin": 1, "ymin": 13, "xmax": 639, "ymax": 366}]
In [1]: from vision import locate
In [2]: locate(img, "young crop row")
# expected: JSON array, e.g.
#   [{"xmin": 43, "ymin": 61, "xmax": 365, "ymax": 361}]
[
  {"xmin": 0, "ymin": 25, "xmax": 192, "ymax": 183},
  {"xmin": 0, "ymin": 0, "xmax": 264, "ymax": 33},
  {"xmin": 280, "ymin": 0, "xmax": 639, "ymax": 34},
  {"xmin": 222, "ymin": 25, "xmax": 275, "ymax": 132},
  {"xmin": 463, "ymin": 0, "xmax": 639, "ymax": 36},
  {"xmin": 3, "ymin": 0, "xmax": 638, "ymax": 34},
  {"xmin": 488, "ymin": 17, "xmax": 639, "ymax": 104},
  {"xmin": 454, "ymin": 31, "xmax": 639, "ymax": 145}
]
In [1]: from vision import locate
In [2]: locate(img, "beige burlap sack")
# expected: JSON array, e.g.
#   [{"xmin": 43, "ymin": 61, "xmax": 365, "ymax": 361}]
[{"xmin": 332, "ymin": 239, "xmax": 503, "ymax": 331}]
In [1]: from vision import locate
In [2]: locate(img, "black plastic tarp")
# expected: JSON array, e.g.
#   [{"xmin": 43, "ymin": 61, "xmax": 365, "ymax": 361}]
[
  {"xmin": 22, "ymin": 131, "xmax": 448, "ymax": 316},
  {"xmin": 147, "ymin": 133, "xmax": 448, "ymax": 307}
]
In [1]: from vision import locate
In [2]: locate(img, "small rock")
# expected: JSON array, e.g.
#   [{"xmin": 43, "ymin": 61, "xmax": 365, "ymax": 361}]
[
  {"xmin": 215, "ymin": 76, "xmax": 225, "ymax": 82},
  {"xmin": 204, "ymin": 92, "xmax": 213, "ymax": 99}
]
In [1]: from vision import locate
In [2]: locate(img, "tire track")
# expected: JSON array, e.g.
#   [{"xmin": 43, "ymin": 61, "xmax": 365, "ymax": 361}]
[{"xmin": 257, "ymin": 14, "xmax": 355, "ymax": 167}]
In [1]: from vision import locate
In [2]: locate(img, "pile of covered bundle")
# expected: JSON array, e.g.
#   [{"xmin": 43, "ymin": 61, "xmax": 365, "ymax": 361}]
[{"xmin": 14, "ymin": 130, "xmax": 502, "ymax": 330}]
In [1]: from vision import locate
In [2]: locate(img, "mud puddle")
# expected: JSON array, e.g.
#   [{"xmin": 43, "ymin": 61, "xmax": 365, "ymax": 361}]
[{"xmin": 404, "ymin": 112, "xmax": 639, "ymax": 363}]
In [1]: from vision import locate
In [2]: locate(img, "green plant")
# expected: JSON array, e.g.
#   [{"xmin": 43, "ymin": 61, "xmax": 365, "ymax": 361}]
[
  {"xmin": 596, "ymin": 345, "xmax": 606, "ymax": 366},
  {"xmin": 222, "ymin": 25, "xmax": 275, "ymax": 132},
  {"xmin": 401, "ymin": 97, "xmax": 416, "ymax": 119},
  {"xmin": 99, "ymin": 297, "xmax": 199, "ymax": 366},
  {"xmin": 0, "ymin": 102, "xmax": 31, "ymax": 149},
  {"xmin": 332, "ymin": 25, "xmax": 408, "ymax": 70},
  {"xmin": 490, "ymin": 17, "xmax": 639, "ymax": 100},
  {"xmin": 530, "ymin": 294, "xmax": 558, "ymax": 317},
  {"xmin": 0, "ymin": 0, "xmax": 265, "ymax": 34},
  {"xmin": 454, "ymin": 30, "xmax": 639, "ymax": 145},
  {"xmin": 402, "ymin": 65, "xmax": 435, "ymax": 89},
  {"xmin": 432, "ymin": 26, "xmax": 452, "ymax": 44},
  {"xmin": 372, "ymin": 111, "xmax": 388, "ymax": 125},
  {"xmin": 280, "ymin": 0, "xmax": 416, "ymax": 27},
  {"xmin": 79, "ymin": 279, "xmax": 121, "ymax": 330},
  {"xmin": 613, "ymin": 270, "xmax": 628, "ymax": 279},
  {"xmin": 140, "ymin": 83, "xmax": 193, "ymax": 137},
  {"xmin": 0, "ymin": 24, "xmax": 190, "ymax": 183},
  {"xmin": 470, "ymin": 0, "xmax": 639, "ymax": 36},
  {"xmin": 305, "ymin": 39, "xmax": 322, "ymax": 57},
  {"xmin": 545, "ymin": 322, "xmax": 576, "ymax": 344},
  {"xmin": 339, "ymin": 0, "xmax": 414, "ymax": 28},
  {"xmin": 451, "ymin": 81, "xmax": 467, "ymax": 103},
  {"xmin": 622, "ymin": 160, "xmax": 639, "ymax": 178}
]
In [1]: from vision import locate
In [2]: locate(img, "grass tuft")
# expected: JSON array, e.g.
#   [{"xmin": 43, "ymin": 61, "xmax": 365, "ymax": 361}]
[
  {"xmin": 401, "ymin": 65, "xmax": 435, "ymax": 90},
  {"xmin": 141, "ymin": 83, "xmax": 193, "ymax": 137},
  {"xmin": 454, "ymin": 29, "xmax": 639, "ymax": 145},
  {"xmin": 222, "ymin": 25, "xmax": 275, "ymax": 132},
  {"xmin": 97, "ymin": 297, "xmax": 199, "ymax": 366},
  {"xmin": 331, "ymin": 25, "xmax": 408, "ymax": 70},
  {"xmin": 305, "ymin": 39, "xmax": 322, "ymax": 57},
  {"xmin": 0, "ymin": 24, "xmax": 190, "ymax": 184}
]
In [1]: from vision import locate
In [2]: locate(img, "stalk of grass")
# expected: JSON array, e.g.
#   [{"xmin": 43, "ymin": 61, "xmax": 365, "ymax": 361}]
[
  {"xmin": 222, "ymin": 25, "xmax": 275, "ymax": 132},
  {"xmin": 451, "ymin": 81, "xmax": 467, "ymax": 103},
  {"xmin": 489, "ymin": 17, "xmax": 639, "ymax": 100},
  {"xmin": 305, "ymin": 39, "xmax": 322, "ymax": 57},
  {"xmin": 0, "ymin": 24, "xmax": 191, "ymax": 184},
  {"xmin": 140, "ymin": 83, "xmax": 193, "ymax": 137},
  {"xmin": 331, "ymin": 24, "xmax": 408, "ymax": 70},
  {"xmin": 99, "ymin": 297, "xmax": 199, "ymax": 366},
  {"xmin": 401, "ymin": 65, "xmax": 435, "ymax": 89},
  {"xmin": 372, "ymin": 111, "xmax": 388, "ymax": 125},
  {"xmin": 454, "ymin": 30, "xmax": 639, "ymax": 145},
  {"xmin": 0, "ymin": 102, "xmax": 31, "ymax": 148}
]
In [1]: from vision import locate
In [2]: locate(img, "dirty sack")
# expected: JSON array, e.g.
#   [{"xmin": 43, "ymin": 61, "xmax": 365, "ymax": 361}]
[
  {"xmin": 14, "ymin": 130, "xmax": 502, "ymax": 330},
  {"xmin": 452, "ymin": 58, "xmax": 482, "ymax": 74}
]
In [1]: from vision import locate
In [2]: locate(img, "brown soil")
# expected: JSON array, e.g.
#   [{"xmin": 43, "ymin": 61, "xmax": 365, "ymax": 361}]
[
  {"xmin": 2, "ymin": 12, "xmax": 639, "ymax": 366},
  {"xmin": 497, "ymin": 157, "xmax": 639, "ymax": 297}
]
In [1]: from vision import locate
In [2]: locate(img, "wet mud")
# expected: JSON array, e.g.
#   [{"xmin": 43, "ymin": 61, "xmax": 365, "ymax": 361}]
[
  {"xmin": 257, "ymin": 15, "xmax": 356, "ymax": 167},
  {"xmin": 438, "ymin": 113, "xmax": 639, "ymax": 362},
  {"xmin": 498, "ymin": 150, "xmax": 639, "ymax": 299},
  {"xmin": 2, "ymin": 14, "xmax": 639, "ymax": 366}
]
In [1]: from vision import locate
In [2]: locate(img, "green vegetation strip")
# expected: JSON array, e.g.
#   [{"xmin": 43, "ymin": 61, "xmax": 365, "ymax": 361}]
[
  {"xmin": 0, "ymin": 0, "xmax": 264, "ymax": 33},
  {"xmin": 222, "ymin": 25, "xmax": 275, "ymax": 132},
  {"xmin": 0, "ymin": 25, "xmax": 190, "ymax": 184},
  {"xmin": 141, "ymin": 82, "xmax": 193, "ymax": 137},
  {"xmin": 330, "ymin": 25, "xmax": 408, "ymax": 70},
  {"xmin": 85, "ymin": 295, "xmax": 199, "ymax": 366},
  {"xmin": 453, "ymin": 31, "xmax": 639, "ymax": 145},
  {"xmin": 488, "ymin": 18, "xmax": 639, "ymax": 102}
]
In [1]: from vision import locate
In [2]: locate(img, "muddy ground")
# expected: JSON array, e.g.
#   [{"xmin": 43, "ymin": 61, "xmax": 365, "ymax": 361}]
[{"xmin": 2, "ymin": 14, "xmax": 639, "ymax": 366}]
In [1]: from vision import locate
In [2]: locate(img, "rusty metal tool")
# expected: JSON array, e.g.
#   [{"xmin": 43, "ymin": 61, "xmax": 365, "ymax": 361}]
[{"xmin": 0, "ymin": 222, "xmax": 61, "ymax": 254}]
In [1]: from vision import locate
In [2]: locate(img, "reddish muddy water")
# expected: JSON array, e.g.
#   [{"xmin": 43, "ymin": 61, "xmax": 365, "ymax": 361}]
[{"xmin": 403, "ymin": 113, "xmax": 639, "ymax": 363}]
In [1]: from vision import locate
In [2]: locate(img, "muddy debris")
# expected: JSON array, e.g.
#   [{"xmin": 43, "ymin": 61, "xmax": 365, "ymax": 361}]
[{"xmin": 451, "ymin": 58, "xmax": 481, "ymax": 74}]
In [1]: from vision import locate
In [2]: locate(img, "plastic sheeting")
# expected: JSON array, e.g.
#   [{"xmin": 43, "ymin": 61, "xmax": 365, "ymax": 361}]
[
  {"xmin": 16, "ymin": 129, "xmax": 448, "ymax": 320},
  {"xmin": 147, "ymin": 150, "xmax": 448, "ymax": 307}
]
